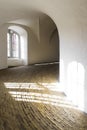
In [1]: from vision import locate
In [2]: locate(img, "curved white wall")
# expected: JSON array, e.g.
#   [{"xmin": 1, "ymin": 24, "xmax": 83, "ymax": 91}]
[
  {"xmin": 0, "ymin": 24, "xmax": 8, "ymax": 69},
  {"xmin": 51, "ymin": 4, "xmax": 87, "ymax": 112}
]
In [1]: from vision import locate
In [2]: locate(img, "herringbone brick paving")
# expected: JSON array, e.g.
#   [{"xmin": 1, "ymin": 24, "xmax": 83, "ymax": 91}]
[{"xmin": 0, "ymin": 64, "xmax": 87, "ymax": 130}]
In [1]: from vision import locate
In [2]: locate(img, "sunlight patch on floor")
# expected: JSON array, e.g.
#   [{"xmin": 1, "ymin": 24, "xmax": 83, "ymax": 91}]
[
  {"xmin": 4, "ymin": 82, "xmax": 64, "ymax": 92},
  {"xmin": 4, "ymin": 82, "xmax": 44, "ymax": 90},
  {"xmin": 4, "ymin": 82, "xmax": 77, "ymax": 109},
  {"xmin": 37, "ymin": 82, "xmax": 64, "ymax": 92}
]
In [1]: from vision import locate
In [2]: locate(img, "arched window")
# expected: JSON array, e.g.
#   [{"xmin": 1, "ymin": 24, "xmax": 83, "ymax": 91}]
[{"xmin": 7, "ymin": 29, "xmax": 20, "ymax": 58}]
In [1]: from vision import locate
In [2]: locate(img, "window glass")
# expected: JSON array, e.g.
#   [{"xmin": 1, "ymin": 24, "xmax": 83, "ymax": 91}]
[
  {"xmin": 7, "ymin": 30, "xmax": 20, "ymax": 58},
  {"xmin": 7, "ymin": 33, "xmax": 10, "ymax": 57}
]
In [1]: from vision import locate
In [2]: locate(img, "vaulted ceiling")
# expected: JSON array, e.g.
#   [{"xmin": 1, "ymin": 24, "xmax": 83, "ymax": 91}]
[{"xmin": 0, "ymin": 0, "xmax": 87, "ymax": 26}]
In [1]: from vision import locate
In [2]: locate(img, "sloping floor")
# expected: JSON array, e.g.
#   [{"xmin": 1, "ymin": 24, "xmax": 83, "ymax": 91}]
[{"xmin": 0, "ymin": 63, "xmax": 87, "ymax": 130}]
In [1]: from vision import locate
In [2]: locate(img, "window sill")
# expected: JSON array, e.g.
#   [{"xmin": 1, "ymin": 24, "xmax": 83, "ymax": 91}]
[{"xmin": 8, "ymin": 58, "xmax": 23, "ymax": 66}]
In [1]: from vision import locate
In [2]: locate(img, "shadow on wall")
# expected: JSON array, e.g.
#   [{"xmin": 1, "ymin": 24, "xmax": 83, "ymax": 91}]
[
  {"xmin": 50, "ymin": 27, "xmax": 60, "ymax": 62},
  {"xmin": 50, "ymin": 28, "xmax": 59, "ymax": 44},
  {"xmin": 38, "ymin": 14, "xmax": 60, "ymax": 63}
]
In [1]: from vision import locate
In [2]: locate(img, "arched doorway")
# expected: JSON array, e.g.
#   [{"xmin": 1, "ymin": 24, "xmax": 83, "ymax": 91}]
[{"xmin": 37, "ymin": 14, "xmax": 60, "ymax": 81}]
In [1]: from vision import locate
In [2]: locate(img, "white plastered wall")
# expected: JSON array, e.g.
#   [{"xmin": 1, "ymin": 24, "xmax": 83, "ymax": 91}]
[
  {"xmin": 48, "ymin": 2, "xmax": 87, "ymax": 112},
  {"xmin": 0, "ymin": 24, "xmax": 8, "ymax": 69}
]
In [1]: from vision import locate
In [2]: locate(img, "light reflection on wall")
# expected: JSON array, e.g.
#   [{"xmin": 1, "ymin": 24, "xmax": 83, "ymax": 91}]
[
  {"xmin": 66, "ymin": 61, "xmax": 85, "ymax": 110},
  {"xmin": 60, "ymin": 59, "xmax": 65, "ymax": 92}
]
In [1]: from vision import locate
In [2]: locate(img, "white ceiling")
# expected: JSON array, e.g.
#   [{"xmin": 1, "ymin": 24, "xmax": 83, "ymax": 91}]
[{"xmin": 0, "ymin": 0, "xmax": 87, "ymax": 26}]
